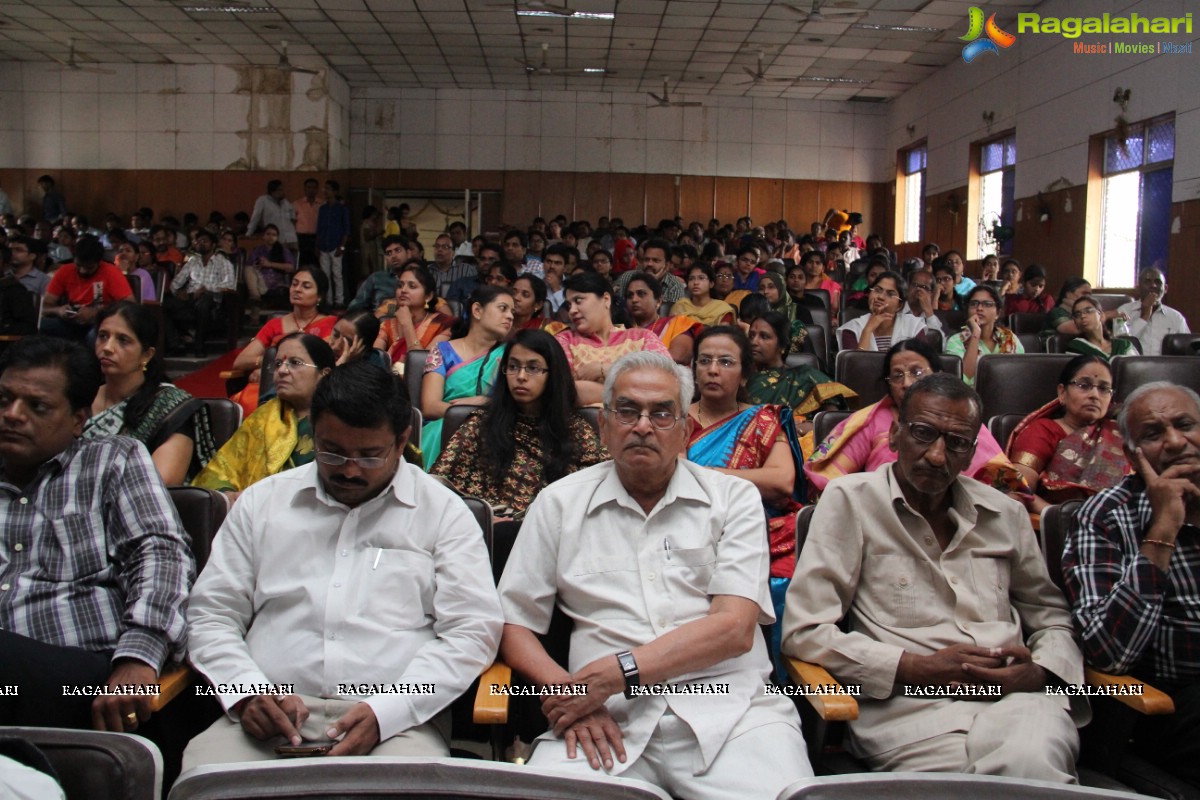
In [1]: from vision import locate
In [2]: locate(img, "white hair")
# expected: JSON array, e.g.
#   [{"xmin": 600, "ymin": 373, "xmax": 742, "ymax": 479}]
[
  {"xmin": 602, "ymin": 351, "xmax": 694, "ymax": 413},
  {"xmin": 1118, "ymin": 381, "xmax": 1200, "ymax": 450}
]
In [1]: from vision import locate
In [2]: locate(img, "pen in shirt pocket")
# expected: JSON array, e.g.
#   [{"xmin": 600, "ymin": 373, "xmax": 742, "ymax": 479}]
[
  {"xmin": 664, "ymin": 537, "xmax": 671, "ymax": 561},
  {"xmin": 372, "ymin": 547, "xmax": 382, "ymax": 570}
]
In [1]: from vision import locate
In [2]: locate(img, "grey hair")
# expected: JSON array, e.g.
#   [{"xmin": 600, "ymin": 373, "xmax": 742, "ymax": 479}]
[
  {"xmin": 603, "ymin": 351, "xmax": 694, "ymax": 414},
  {"xmin": 1118, "ymin": 381, "xmax": 1200, "ymax": 450},
  {"xmin": 898, "ymin": 372, "xmax": 983, "ymax": 429}
]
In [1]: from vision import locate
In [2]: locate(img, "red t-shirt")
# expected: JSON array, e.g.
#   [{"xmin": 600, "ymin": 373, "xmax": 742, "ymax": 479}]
[{"xmin": 46, "ymin": 262, "xmax": 133, "ymax": 307}]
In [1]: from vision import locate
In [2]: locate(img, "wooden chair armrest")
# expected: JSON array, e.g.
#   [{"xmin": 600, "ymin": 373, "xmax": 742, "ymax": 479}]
[
  {"xmin": 1085, "ymin": 667, "xmax": 1175, "ymax": 715},
  {"xmin": 473, "ymin": 662, "xmax": 512, "ymax": 725},
  {"xmin": 150, "ymin": 664, "xmax": 192, "ymax": 713},
  {"xmin": 219, "ymin": 369, "xmax": 248, "ymax": 380},
  {"xmin": 783, "ymin": 657, "xmax": 859, "ymax": 721}
]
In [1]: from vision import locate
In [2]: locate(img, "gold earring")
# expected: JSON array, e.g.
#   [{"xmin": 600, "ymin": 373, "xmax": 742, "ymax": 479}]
[{"xmin": 141, "ymin": 362, "xmax": 148, "ymax": 372}]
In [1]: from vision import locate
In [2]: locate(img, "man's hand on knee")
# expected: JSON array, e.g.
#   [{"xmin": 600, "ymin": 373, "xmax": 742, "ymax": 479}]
[
  {"xmin": 961, "ymin": 644, "xmax": 1048, "ymax": 694},
  {"xmin": 563, "ymin": 708, "xmax": 626, "ymax": 771},
  {"xmin": 898, "ymin": 644, "xmax": 1006, "ymax": 687},
  {"xmin": 325, "ymin": 702, "xmax": 380, "ymax": 756},
  {"xmin": 234, "ymin": 694, "xmax": 309, "ymax": 745},
  {"xmin": 91, "ymin": 659, "xmax": 158, "ymax": 733}
]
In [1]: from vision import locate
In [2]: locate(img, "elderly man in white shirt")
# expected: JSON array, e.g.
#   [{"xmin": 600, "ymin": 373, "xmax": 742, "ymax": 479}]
[
  {"xmin": 498, "ymin": 351, "xmax": 811, "ymax": 800},
  {"xmin": 183, "ymin": 362, "xmax": 502, "ymax": 770},
  {"xmin": 1118, "ymin": 268, "xmax": 1190, "ymax": 356}
]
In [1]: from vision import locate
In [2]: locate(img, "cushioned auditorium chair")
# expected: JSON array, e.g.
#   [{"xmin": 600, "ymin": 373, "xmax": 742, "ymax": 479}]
[{"xmin": 0, "ymin": 727, "xmax": 162, "ymax": 800}]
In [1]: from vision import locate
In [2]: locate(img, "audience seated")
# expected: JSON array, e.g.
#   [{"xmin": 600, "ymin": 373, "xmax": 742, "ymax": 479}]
[
  {"xmin": 844, "ymin": 257, "xmax": 888, "ymax": 311},
  {"xmin": 183, "ymin": 362, "xmax": 502, "ymax": 771},
  {"xmin": 84, "ymin": 302, "xmax": 216, "ymax": 484},
  {"xmin": 7, "ymin": 235, "xmax": 50, "ymax": 298},
  {"xmin": 192, "ymin": 333, "xmax": 334, "ymax": 503},
  {"xmin": 1067, "ymin": 295, "xmax": 1135, "ymax": 360},
  {"xmin": 1044, "ymin": 278, "xmax": 1121, "ymax": 336},
  {"xmin": 612, "ymin": 238, "xmax": 686, "ymax": 305},
  {"xmin": 1003, "ymin": 263, "xmax": 1053, "ymax": 317},
  {"xmin": 838, "ymin": 270, "xmax": 924, "ymax": 352},
  {"xmin": 347, "ymin": 235, "xmax": 406, "ymax": 312},
  {"xmin": 328, "ymin": 308, "xmax": 385, "ymax": 369},
  {"xmin": 898, "ymin": 268, "xmax": 944, "ymax": 337},
  {"xmin": 162, "ymin": 229, "xmax": 235, "ymax": 358},
  {"xmin": 0, "ymin": 336, "xmax": 192, "ymax": 737},
  {"xmin": 40, "ymin": 235, "xmax": 132, "ymax": 341},
  {"xmin": 783, "ymin": 261, "xmax": 825, "ymax": 326},
  {"xmin": 807, "ymin": 339, "xmax": 1023, "ymax": 497},
  {"xmin": 945, "ymin": 284, "xmax": 1024, "ymax": 385},
  {"xmin": 498, "ymin": 351, "xmax": 814, "ymax": 798},
  {"xmin": 670, "ymin": 262, "xmax": 734, "ymax": 326},
  {"xmin": 555, "ymin": 272, "xmax": 670, "ymax": 406},
  {"xmin": 784, "ymin": 373, "xmax": 1088, "ymax": 782},
  {"xmin": 111, "ymin": 238, "xmax": 157, "ymax": 302},
  {"xmin": 943, "ymin": 250, "xmax": 976, "ymax": 301},
  {"xmin": 1007, "ymin": 355, "xmax": 1130, "ymax": 515},
  {"xmin": 997, "ymin": 258, "xmax": 1022, "ymax": 299},
  {"xmin": 1117, "ymin": 269, "xmax": 1190, "ymax": 356},
  {"xmin": 623, "ymin": 272, "xmax": 701, "ymax": 367},
  {"xmin": 243, "ymin": 223, "xmax": 295, "ymax": 320},
  {"xmin": 419, "ymin": 285, "xmax": 512, "ymax": 469},
  {"xmin": 801, "ymin": 250, "xmax": 842, "ymax": 316},
  {"xmin": 373, "ymin": 261, "xmax": 454, "ymax": 366},
  {"xmin": 1063, "ymin": 381, "xmax": 1200, "ymax": 790},
  {"xmin": 932, "ymin": 262, "xmax": 963, "ymax": 312},
  {"xmin": 509, "ymin": 272, "xmax": 559, "ymax": 335}
]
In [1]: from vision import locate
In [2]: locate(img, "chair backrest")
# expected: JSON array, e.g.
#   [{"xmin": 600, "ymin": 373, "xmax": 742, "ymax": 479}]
[
  {"xmin": 834, "ymin": 351, "xmax": 963, "ymax": 408},
  {"xmin": 125, "ymin": 272, "xmax": 142, "ymax": 303},
  {"xmin": 1113, "ymin": 355, "xmax": 1200, "ymax": 404},
  {"xmin": 777, "ymin": 771, "xmax": 1143, "ymax": 800},
  {"xmin": 924, "ymin": 329, "xmax": 943, "ymax": 353},
  {"xmin": 1, "ymin": 726, "xmax": 162, "ymax": 800},
  {"xmin": 578, "ymin": 406, "xmax": 601, "ymax": 434},
  {"xmin": 404, "ymin": 349, "xmax": 429, "ymax": 417},
  {"xmin": 806, "ymin": 288, "xmax": 831, "ymax": 311},
  {"xmin": 167, "ymin": 758, "xmax": 673, "ymax": 800},
  {"xmin": 935, "ymin": 309, "xmax": 968, "ymax": 332},
  {"xmin": 1039, "ymin": 501, "xmax": 1084, "ymax": 594},
  {"xmin": 785, "ymin": 352, "xmax": 820, "ymax": 372},
  {"xmin": 1008, "ymin": 312, "xmax": 1048, "ymax": 334},
  {"xmin": 1160, "ymin": 333, "xmax": 1200, "ymax": 356},
  {"xmin": 1017, "ymin": 332, "xmax": 1045, "ymax": 353},
  {"xmin": 804, "ymin": 323, "xmax": 828, "ymax": 373},
  {"xmin": 200, "ymin": 397, "xmax": 242, "ymax": 451},
  {"xmin": 794, "ymin": 504, "xmax": 817, "ymax": 555},
  {"xmin": 256, "ymin": 346, "xmax": 277, "ymax": 403},
  {"xmin": 1043, "ymin": 333, "xmax": 1074, "ymax": 354},
  {"xmin": 441, "ymin": 403, "xmax": 487, "ymax": 452},
  {"xmin": 841, "ymin": 307, "xmax": 869, "ymax": 326},
  {"xmin": 1090, "ymin": 293, "xmax": 1131, "ymax": 313},
  {"xmin": 975, "ymin": 354, "xmax": 1073, "ymax": 421},
  {"xmin": 813, "ymin": 410, "xmax": 850, "ymax": 449},
  {"xmin": 459, "ymin": 495, "xmax": 494, "ymax": 562},
  {"xmin": 987, "ymin": 412, "xmax": 1026, "ymax": 453},
  {"xmin": 169, "ymin": 486, "xmax": 229, "ymax": 571}
]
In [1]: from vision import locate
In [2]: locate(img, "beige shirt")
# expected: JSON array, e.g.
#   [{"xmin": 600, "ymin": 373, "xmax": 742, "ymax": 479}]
[
  {"xmin": 499, "ymin": 459, "xmax": 796, "ymax": 774},
  {"xmin": 782, "ymin": 464, "xmax": 1087, "ymax": 757}
]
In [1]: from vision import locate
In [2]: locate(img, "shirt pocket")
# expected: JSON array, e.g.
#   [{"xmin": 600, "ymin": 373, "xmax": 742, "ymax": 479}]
[
  {"xmin": 362, "ymin": 548, "xmax": 434, "ymax": 631},
  {"xmin": 970, "ymin": 557, "xmax": 1012, "ymax": 622},
  {"xmin": 866, "ymin": 554, "xmax": 938, "ymax": 629},
  {"xmin": 47, "ymin": 513, "xmax": 107, "ymax": 581}
]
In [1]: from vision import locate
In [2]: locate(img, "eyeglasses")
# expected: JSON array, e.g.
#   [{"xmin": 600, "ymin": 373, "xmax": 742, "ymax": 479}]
[
  {"xmin": 504, "ymin": 362, "xmax": 548, "ymax": 376},
  {"xmin": 273, "ymin": 357, "xmax": 318, "ymax": 372},
  {"xmin": 315, "ymin": 444, "xmax": 395, "ymax": 469},
  {"xmin": 968, "ymin": 300, "xmax": 996, "ymax": 309},
  {"xmin": 1066, "ymin": 380, "xmax": 1114, "ymax": 396},
  {"xmin": 714, "ymin": 272, "xmax": 733, "ymax": 280},
  {"xmin": 903, "ymin": 421, "xmax": 976, "ymax": 454},
  {"xmin": 695, "ymin": 355, "xmax": 740, "ymax": 369},
  {"xmin": 887, "ymin": 367, "xmax": 930, "ymax": 385},
  {"xmin": 870, "ymin": 286, "xmax": 900, "ymax": 299},
  {"xmin": 603, "ymin": 407, "xmax": 683, "ymax": 430},
  {"xmin": 1071, "ymin": 309, "xmax": 1099, "ymax": 319}
]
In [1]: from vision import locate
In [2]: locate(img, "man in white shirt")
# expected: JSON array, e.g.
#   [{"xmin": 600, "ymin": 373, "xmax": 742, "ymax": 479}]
[
  {"xmin": 246, "ymin": 179, "xmax": 298, "ymax": 249},
  {"xmin": 498, "ymin": 351, "xmax": 811, "ymax": 800},
  {"xmin": 183, "ymin": 362, "xmax": 503, "ymax": 770},
  {"xmin": 1118, "ymin": 269, "xmax": 1190, "ymax": 356},
  {"xmin": 900, "ymin": 268, "xmax": 945, "ymax": 339}
]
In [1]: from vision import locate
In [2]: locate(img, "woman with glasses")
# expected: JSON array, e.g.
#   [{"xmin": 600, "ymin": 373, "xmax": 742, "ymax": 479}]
[
  {"xmin": 932, "ymin": 262, "xmax": 963, "ymax": 312},
  {"xmin": 806, "ymin": 338, "xmax": 1023, "ymax": 498},
  {"xmin": 418, "ymin": 285, "xmax": 513, "ymax": 469},
  {"xmin": 1003, "ymin": 263, "xmax": 1054, "ymax": 316},
  {"xmin": 1066, "ymin": 295, "xmax": 1136, "ymax": 360},
  {"xmin": 1007, "ymin": 354, "xmax": 1130, "ymax": 513},
  {"xmin": 838, "ymin": 270, "xmax": 926, "ymax": 352},
  {"xmin": 373, "ymin": 261, "xmax": 454, "ymax": 365},
  {"xmin": 432, "ymin": 329, "xmax": 606, "ymax": 526},
  {"xmin": 670, "ymin": 263, "xmax": 735, "ymax": 326},
  {"xmin": 945, "ymin": 284, "xmax": 1024, "ymax": 385},
  {"xmin": 194, "ymin": 333, "xmax": 334, "ymax": 503}
]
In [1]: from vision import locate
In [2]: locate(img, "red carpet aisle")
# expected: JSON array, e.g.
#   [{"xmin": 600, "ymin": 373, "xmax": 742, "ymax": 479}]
[{"xmin": 172, "ymin": 350, "xmax": 239, "ymax": 398}]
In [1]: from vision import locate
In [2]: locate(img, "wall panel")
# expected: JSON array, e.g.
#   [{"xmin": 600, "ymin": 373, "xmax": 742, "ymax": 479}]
[
  {"xmin": 538, "ymin": 172, "xmax": 576, "ymax": 220},
  {"xmin": 609, "ymin": 174, "xmax": 646, "ymax": 226},
  {"xmin": 748, "ymin": 179, "xmax": 783, "ymax": 223},
  {"xmin": 714, "ymin": 177, "xmax": 748, "ymax": 226},
  {"xmin": 573, "ymin": 173, "xmax": 611, "ymax": 224},
  {"xmin": 500, "ymin": 172, "xmax": 539, "ymax": 226},
  {"xmin": 644, "ymin": 175, "xmax": 677, "ymax": 225},
  {"xmin": 679, "ymin": 175, "xmax": 714, "ymax": 225}
]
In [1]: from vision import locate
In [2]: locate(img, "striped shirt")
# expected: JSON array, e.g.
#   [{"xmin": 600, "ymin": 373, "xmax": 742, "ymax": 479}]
[
  {"xmin": 1063, "ymin": 474, "xmax": 1200, "ymax": 687},
  {"xmin": 0, "ymin": 437, "xmax": 194, "ymax": 670}
]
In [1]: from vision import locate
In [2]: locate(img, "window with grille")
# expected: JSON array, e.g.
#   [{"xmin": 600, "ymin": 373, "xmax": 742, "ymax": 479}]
[
  {"xmin": 1099, "ymin": 115, "xmax": 1174, "ymax": 287},
  {"xmin": 977, "ymin": 133, "xmax": 1015, "ymax": 258},
  {"xmin": 901, "ymin": 144, "xmax": 926, "ymax": 244}
]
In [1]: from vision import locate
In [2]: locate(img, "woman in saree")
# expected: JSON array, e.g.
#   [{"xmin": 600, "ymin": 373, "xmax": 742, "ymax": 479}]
[
  {"xmin": 1007, "ymin": 354, "xmax": 1130, "ymax": 514},
  {"xmin": 747, "ymin": 311, "xmax": 856, "ymax": 451},
  {"xmin": 84, "ymin": 302, "xmax": 216, "ymax": 484},
  {"xmin": 624, "ymin": 271, "xmax": 702, "ymax": 367},
  {"xmin": 193, "ymin": 333, "xmax": 334, "ymax": 503},
  {"xmin": 1066, "ymin": 294, "xmax": 1136, "ymax": 361},
  {"xmin": 686, "ymin": 325, "xmax": 806, "ymax": 678},
  {"xmin": 419, "ymin": 285, "xmax": 514, "ymax": 468},
  {"xmin": 670, "ymin": 262, "xmax": 735, "ymax": 326},
  {"xmin": 374, "ymin": 261, "xmax": 455, "ymax": 366},
  {"xmin": 806, "ymin": 338, "xmax": 1026, "ymax": 498}
]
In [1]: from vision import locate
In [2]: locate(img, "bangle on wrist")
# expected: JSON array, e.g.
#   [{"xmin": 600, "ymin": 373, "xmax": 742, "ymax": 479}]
[{"xmin": 1144, "ymin": 538, "xmax": 1176, "ymax": 549}]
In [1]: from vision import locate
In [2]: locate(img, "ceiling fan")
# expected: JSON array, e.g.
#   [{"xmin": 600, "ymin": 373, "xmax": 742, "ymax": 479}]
[
  {"xmin": 486, "ymin": 0, "xmax": 577, "ymax": 17},
  {"xmin": 274, "ymin": 40, "xmax": 321, "ymax": 75},
  {"xmin": 516, "ymin": 42, "xmax": 608, "ymax": 75},
  {"xmin": 647, "ymin": 77, "xmax": 702, "ymax": 108},
  {"xmin": 736, "ymin": 51, "xmax": 796, "ymax": 85},
  {"xmin": 49, "ymin": 39, "xmax": 115, "ymax": 75},
  {"xmin": 786, "ymin": 1, "xmax": 868, "ymax": 24}
]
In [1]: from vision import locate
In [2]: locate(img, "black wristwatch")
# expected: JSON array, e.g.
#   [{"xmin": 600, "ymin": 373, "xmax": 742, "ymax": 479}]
[{"xmin": 616, "ymin": 650, "xmax": 639, "ymax": 698}]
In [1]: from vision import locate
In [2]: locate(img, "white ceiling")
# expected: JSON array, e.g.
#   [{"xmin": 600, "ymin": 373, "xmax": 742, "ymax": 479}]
[{"xmin": 0, "ymin": 0, "xmax": 1043, "ymax": 101}]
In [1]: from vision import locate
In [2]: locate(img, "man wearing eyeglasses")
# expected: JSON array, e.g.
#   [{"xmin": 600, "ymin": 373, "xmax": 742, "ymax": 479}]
[
  {"xmin": 184, "ymin": 362, "xmax": 502, "ymax": 770},
  {"xmin": 497, "ymin": 351, "xmax": 812, "ymax": 798},
  {"xmin": 783, "ymin": 373, "xmax": 1087, "ymax": 782}
]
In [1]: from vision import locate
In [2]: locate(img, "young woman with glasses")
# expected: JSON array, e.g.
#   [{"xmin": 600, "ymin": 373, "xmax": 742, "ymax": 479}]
[
  {"xmin": 1067, "ymin": 295, "xmax": 1136, "ymax": 360},
  {"xmin": 838, "ymin": 270, "xmax": 927, "ymax": 352},
  {"xmin": 945, "ymin": 284, "xmax": 1024, "ymax": 385}
]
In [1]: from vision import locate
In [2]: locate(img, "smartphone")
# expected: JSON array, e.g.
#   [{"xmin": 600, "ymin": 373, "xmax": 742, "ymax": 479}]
[
  {"xmin": 275, "ymin": 742, "xmax": 334, "ymax": 758},
  {"xmin": 62, "ymin": 307, "xmax": 79, "ymax": 318}
]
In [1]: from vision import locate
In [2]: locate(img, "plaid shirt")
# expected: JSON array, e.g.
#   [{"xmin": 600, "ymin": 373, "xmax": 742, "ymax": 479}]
[
  {"xmin": 431, "ymin": 259, "xmax": 477, "ymax": 299},
  {"xmin": 171, "ymin": 253, "xmax": 235, "ymax": 294},
  {"xmin": 0, "ymin": 437, "xmax": 194, "ymax": 670},
  {"xmin": 1063, "ymin": 474, "xmax": 1200, "ymax": 686}
]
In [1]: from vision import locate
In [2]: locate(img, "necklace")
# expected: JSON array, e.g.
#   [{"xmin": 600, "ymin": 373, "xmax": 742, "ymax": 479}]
[
  {"xmin": 697, "ymin": 402, "xmax": 739, "ymax": 428},
  {"xmin": 291, "ymin": 310, "xmax": 318, "ymax": 331}
]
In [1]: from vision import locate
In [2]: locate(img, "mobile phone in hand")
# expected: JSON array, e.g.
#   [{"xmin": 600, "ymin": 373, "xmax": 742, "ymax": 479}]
[{"xmin": 275, "ymin": 742, "xmax": 334, "ymax": 758}]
